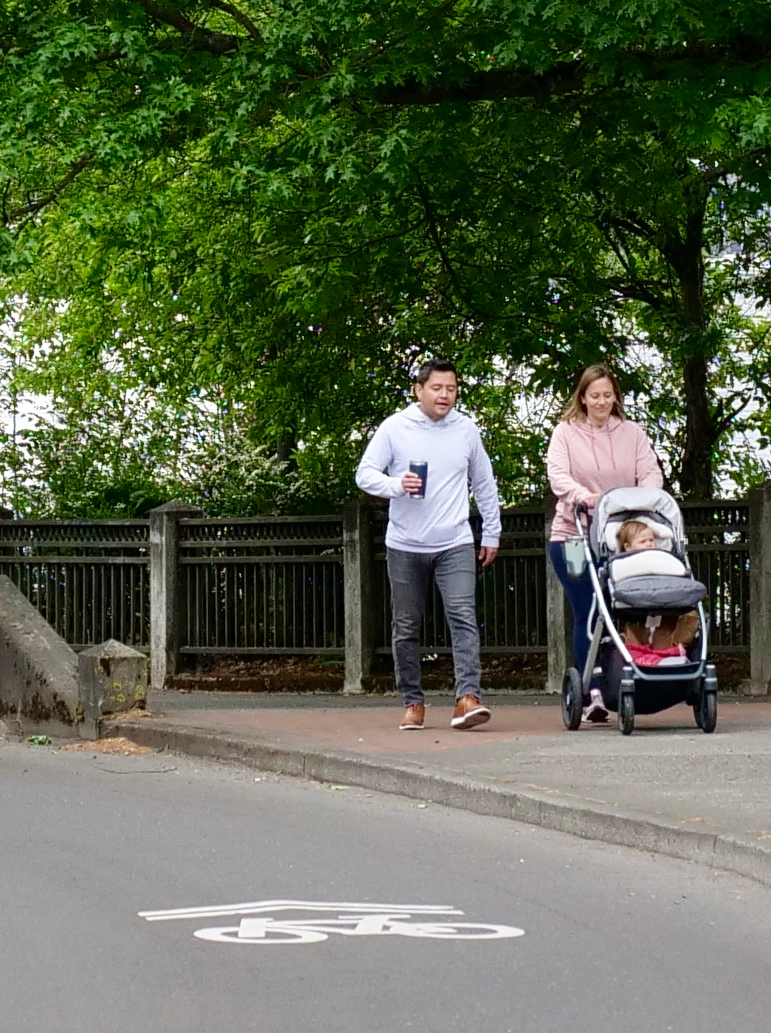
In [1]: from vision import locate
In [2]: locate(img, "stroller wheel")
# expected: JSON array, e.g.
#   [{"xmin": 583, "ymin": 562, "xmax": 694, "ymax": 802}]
[
  {"xmin": 695, "ymin": 667, "xmax": 718, "ymax": 733},
  {"xmin": 561, "ymin": 667, "xmax": 583, "ymax": 731},
  {"xmin": 618, "ymin": 692, "xmax": 635, "ymax": 735}
]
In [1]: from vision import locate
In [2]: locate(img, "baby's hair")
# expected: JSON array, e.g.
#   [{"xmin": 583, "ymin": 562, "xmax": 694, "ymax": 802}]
[{"xmin": 618, "ymin": 519, "xmax": 650, "ymax": 551}]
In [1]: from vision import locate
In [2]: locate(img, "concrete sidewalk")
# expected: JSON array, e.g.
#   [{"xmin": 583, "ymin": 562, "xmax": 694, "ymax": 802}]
[{"xmin": 106, "ymin": 691, "xmax": 771, "ymax": 886}]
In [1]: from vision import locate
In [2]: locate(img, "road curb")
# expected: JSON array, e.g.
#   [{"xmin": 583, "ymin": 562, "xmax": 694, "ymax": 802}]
[{"xmin": 106, "ymin": 720, "xmax": 771, "ymax": 888}]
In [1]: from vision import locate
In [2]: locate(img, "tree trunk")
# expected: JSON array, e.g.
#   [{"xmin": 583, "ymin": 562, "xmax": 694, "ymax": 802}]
[
  {"xmin": 679, "ymin": 349, "xmax": 716, "ymax": 499},
  {"xmin": 666, "ymin": 184, "xmax": 718, "ymax": 499},
  {"xmin": 276, "ymin": 429, "xmax": 297, "ymax": 468}
]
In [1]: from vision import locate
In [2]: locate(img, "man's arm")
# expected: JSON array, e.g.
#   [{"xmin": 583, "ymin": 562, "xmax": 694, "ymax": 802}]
[
  {"xmin": 355, "ymin": 423, "xmax": 407, "ymax": 499},
  {"xmin": 468, "ymin": 425, "xmax": 501, "ymax": 563}
]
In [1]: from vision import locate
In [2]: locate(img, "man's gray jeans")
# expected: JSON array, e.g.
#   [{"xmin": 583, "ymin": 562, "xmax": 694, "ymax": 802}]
[{"xmin": 386, "ymin": 544, "xmax": 482, "ymax": 707}]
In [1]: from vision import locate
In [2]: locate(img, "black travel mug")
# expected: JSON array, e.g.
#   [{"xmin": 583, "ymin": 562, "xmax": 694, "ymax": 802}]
[{"xmin": 409, "ymin": 460, "xmax": 428, "ymax": 498}]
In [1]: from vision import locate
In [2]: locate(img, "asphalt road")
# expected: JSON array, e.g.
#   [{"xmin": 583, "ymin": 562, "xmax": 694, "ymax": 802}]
[{"xmin": 2, "ymin": 738, "xmax": 771, "ymax": 1033}]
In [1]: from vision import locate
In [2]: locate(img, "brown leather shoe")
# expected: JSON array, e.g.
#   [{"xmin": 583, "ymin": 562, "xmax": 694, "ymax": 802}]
[
  {"xmin": 399, "ymin": 704, "xmax": 425, "ymax": 730},
  {"xmin": 451, "ymin": 694, "xmax": 491, "ymax": 729}
]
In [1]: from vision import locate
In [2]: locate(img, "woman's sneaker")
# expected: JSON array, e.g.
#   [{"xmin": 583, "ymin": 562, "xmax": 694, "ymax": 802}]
[{"xmin": 582, "ymin": 689, "xmax": 609, "ymax": 724}]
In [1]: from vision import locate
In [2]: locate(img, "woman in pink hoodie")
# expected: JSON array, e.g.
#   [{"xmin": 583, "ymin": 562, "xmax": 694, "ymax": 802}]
[{"xmin": 546, "ymin": 365, "xmax": 663, "ymax": 722}]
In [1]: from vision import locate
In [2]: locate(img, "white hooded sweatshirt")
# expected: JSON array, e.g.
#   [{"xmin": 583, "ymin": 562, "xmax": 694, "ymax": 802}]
[{"xmin": 355, "ymin": 403, "xmax": 501, "ymax": 553}]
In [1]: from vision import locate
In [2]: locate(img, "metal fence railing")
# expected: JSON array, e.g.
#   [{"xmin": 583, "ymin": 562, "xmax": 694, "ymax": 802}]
[
  {"xmin": 681, "ymin": 501, "xmax": 749, "ymax": 652},
  {"xmin": 0, "ymin": 499, "xmax": 750, "ymax": 660},
  {"xmin": 0, "ymin": 520, "xmax": 150, "ymax": 650},
  {"xmin": 369, "ymin": 503, "xmax": 751, "ymax": 657},
  {"xmin": 178, "ymin": 516, "xmax": 344, "ymax": 655},
  {"xmin": 372, "ymin": 508, "xmax": 547, "ymax": 654}
]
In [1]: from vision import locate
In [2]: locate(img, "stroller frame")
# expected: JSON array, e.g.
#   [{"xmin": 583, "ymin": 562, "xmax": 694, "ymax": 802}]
[{"xmin": 561, "ymin": 494, "xmax": 718, "ymax": 735}]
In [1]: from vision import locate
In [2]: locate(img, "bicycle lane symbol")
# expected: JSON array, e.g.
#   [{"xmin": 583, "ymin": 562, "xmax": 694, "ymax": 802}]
[{"xmin": 138, "ymin": 899, "xmax": 526, "ymax": 946}]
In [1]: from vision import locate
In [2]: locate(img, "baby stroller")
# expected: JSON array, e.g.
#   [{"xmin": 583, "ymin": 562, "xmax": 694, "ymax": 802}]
[{"xmin": 560, "ymin": 486, "xmax": 717, "ymax": 735}]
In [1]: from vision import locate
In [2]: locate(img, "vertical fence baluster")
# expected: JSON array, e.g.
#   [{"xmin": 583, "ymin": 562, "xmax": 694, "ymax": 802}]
[
  {"xmin": 250, "ymin": 561, "xmax": 256, "ymax": 648},
  {"xmin": 300, "ymin": 560, "xmax": 306, "ymax": 649},
  {"xmin": 265, "ymin": 562, "xmax": 271, "ymax": 648},
  {"xmin": 202, "ymin": 561, "xmax": 209, "ymax": 648},
  {"xmin": 234, "ymin": 560, "xmax": 240, "ymax": 649},
  {"xmin": 184, "ymin": 565, "xmax": 190, "ymax": 649},
  {"xmin": 286, "ymin": 551, "xmax": 292, "ymax": 649},
  {"xmin": 128, "ymin": 564, "xmax": 134, "ymax": 645},
  {"xmin": 291, "ymin": 557, "xmax": 297, "ymax": 644},
  {"xmin": 53, "ymin": 557, "xmax": 60, "ymax": 637}
]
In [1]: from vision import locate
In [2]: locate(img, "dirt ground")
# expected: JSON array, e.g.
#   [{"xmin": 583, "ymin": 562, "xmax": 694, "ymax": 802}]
[
  {"xmin": 62, "ymin": 736, "xmax": 153, "ymax": 755},
  {"xmin": 171, "ymin": 652, "xmax": 547, "ymax": 693},
  {"xmin": 170, "ymin": 651, "xmax": 749, "ymax": 695}
]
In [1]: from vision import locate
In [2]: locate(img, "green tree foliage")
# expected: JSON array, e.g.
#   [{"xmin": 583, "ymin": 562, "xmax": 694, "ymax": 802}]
[{"xmin": 0, "ymin": 1, "xmax": 770, "ymax": 512}]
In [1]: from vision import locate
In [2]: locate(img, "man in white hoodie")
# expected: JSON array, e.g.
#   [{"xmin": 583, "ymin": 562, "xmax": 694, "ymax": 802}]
[{"xmin": 355, "ymin": 358, "xmax": 501, "ymax": 731}]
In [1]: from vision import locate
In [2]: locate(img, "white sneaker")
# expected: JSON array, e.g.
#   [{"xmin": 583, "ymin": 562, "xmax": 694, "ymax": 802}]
[{"xmin": 582, "ymin": 691, "xmax": 609, "ymax": 724}]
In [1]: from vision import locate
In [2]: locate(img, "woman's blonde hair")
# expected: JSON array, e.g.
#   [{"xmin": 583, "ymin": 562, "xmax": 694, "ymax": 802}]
[{"xmin": 562, "ymin": 364, "xmax": 626, "ymax": 423}]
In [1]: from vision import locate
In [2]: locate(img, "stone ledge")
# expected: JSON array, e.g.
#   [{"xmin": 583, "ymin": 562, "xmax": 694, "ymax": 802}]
[{"xmin": 0, "ymin": 575, "xmax": 89, "ymax": 737}]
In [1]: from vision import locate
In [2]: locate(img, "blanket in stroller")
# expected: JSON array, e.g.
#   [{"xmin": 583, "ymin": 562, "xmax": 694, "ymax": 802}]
[
  {"xmin": 608, "ymin": 550, "xmax": 706, "ymax": 611},
  {"xmin": 626, "ymin": 641, "xmax": 686, "ymax": 666}
]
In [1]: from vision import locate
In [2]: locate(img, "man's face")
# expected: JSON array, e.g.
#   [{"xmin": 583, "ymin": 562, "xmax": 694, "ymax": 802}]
[{"xmin": 414, "ymin": 371, "xmax": 458, "ymax": 421}]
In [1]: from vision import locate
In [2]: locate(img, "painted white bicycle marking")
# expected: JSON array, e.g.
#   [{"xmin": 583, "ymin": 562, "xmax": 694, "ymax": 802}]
[{"xmin": 139, "ymin": 899, "xmax": 525, "ymax": 946}]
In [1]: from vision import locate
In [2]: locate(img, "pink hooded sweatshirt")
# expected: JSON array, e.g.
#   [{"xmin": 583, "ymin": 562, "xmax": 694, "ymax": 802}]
[{"xmin": 546, "ymin": 416, "xmax": 662, "ymax": 542}]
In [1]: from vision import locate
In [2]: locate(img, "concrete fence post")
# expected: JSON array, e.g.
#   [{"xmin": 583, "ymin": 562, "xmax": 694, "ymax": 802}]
[
  {"xmin": 749, "ymin": 481, "xmax": 771, "ymax": 695},
  {"xmin": 343, "ymin": 498, "xmax": 375, "ymax": 694},
  {"xmin": 149, "ymin": 501, "xmax": 203, "ymax": 691},
  {"xmin": 79, "ymin": 639, "xmax": 149, "ymax": 733},
  {"xmin": 544, "ymin": 493, "xmax": 572, "ymax": 694}
]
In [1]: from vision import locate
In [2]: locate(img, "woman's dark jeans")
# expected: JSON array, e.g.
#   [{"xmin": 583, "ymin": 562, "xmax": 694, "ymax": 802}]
[{"xmin": 549, "ymin": 540, "xmax": 595, "ymax": 678}]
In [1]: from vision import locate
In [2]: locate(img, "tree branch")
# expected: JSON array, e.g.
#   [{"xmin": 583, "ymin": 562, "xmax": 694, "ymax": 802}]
[
  {"xmin": 604, "ymin": 277, "xmax": 666, "ymax": 310},
  {"xmin": 4, "ymin": 153, "xmax": 94, "ymax": 226},
  {"xmin": 374, "ymin": 38, "xmax": 771, "ymax": 108},
  {"xmin": 207, "ymin": 0, "xmax": 263, "ymax": 42},
  {"xmin": 715, "ymin": 392, "xmax": 755, "ymax": 436},
  {"xmin": 375, "ymin": 64, "xmax": 584, "ymax": 107},
  {"xmin": 413, "ymin": 176, "xmax": 493, "ymax": 321},
  {"xmin": 138, "ymin": 1, "xmax": 241, "ymax": 54}
]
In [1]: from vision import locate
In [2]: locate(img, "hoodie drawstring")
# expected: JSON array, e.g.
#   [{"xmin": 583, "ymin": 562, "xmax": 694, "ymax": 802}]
[{"xmin": 590, "ymin": 423, "xmax": 616, "ymax": 471}]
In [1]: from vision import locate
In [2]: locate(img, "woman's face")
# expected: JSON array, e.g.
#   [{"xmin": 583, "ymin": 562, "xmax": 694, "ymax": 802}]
[{"xmin": 581, "ymin": 376, "xmax": 616, "ymax": 425}]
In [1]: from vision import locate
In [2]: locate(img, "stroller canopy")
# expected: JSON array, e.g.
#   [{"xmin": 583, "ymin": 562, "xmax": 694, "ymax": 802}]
[
  {"xmin": 591, "ymin": 487, "xmax": 705, "ymax": 613},
  {"xmin": 590, "ymin": 487, "xmax": 684, "ymax": 557}
]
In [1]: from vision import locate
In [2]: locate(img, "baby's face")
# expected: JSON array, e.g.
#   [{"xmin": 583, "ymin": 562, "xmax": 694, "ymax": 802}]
[{"xmin": 627, "ymin": 527, "xmax": 656, "ymax": 551}]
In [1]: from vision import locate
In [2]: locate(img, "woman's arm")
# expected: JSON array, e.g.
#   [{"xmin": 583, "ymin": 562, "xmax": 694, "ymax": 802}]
[
  {"xmin": 634, "ymin": 425, "xmax": 664, "ymax": 488},
  {"xmin": 546, "ymin": 423, "xmax": 594, "ymax": 506}
]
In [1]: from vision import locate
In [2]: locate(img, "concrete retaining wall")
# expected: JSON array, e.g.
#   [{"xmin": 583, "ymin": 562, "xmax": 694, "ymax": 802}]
[{"xmin": 0, "ymin": 575, "xmax": 97, "ymax": 738}]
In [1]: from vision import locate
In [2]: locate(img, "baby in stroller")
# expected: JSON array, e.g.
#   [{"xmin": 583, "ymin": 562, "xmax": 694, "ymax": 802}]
[
  {"xmin": 618, "ymin": 519, "xmax": 655, "ymax": 553},
  {"xmin": 561, "ymin": 486, "xmax": 719, "ymax": 735},
  {"xmin": 617, "ymin": 518, "xmax": 696, "ymax": 667}
]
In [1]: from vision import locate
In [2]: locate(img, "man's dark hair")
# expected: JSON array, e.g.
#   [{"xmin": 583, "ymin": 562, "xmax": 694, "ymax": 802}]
[{"xmin": 415, "ymin": 358, "xmax": 458, "ymax": 384}]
